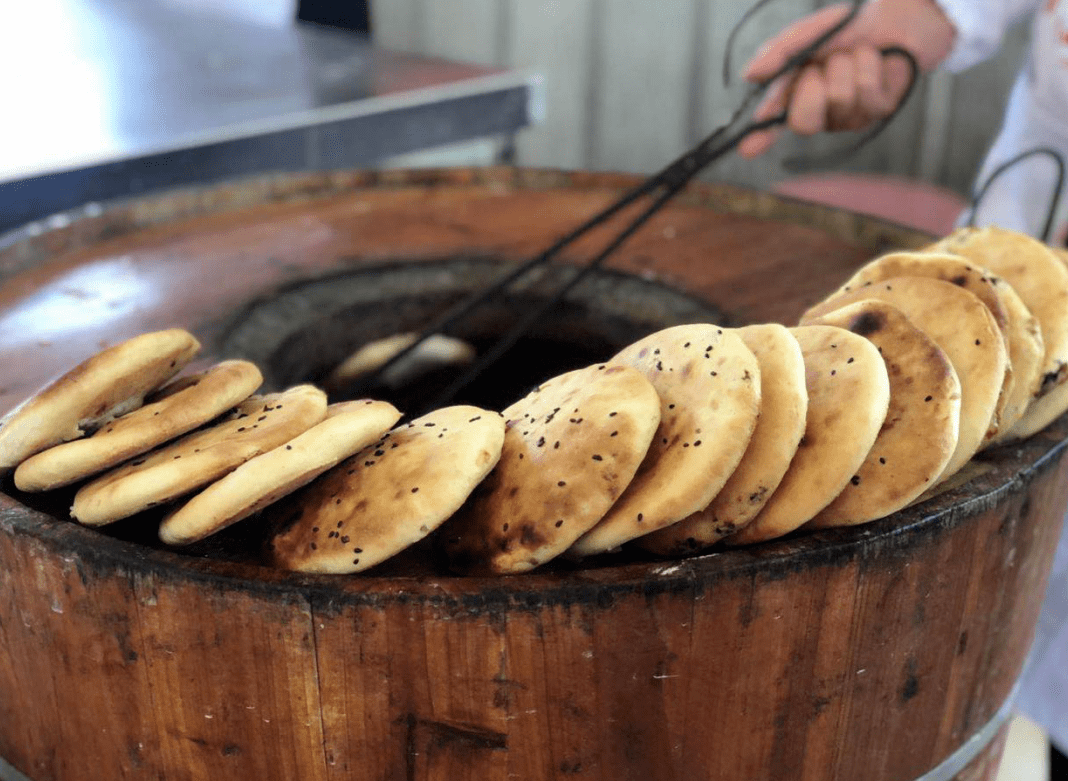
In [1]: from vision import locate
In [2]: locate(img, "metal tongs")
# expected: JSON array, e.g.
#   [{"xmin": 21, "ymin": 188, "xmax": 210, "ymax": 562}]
[
  {"xmin": 353, "ymin": 0, "xmax": 919, "ymax": 415},
  {"xmin": 963, "ymin": 147, "xmax": 1066, "ymax": 244}
]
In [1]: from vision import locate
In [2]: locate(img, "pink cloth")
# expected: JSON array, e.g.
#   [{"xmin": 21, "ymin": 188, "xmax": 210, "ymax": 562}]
[{"xmin": 773, "ymin": 173, "xmax": 968, "ymax": 236}]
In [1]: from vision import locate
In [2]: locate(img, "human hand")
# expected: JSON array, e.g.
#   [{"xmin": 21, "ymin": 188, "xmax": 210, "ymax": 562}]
[{"xmin": 737, "ymin": 0, "xmax": 956, "ymax": 157}]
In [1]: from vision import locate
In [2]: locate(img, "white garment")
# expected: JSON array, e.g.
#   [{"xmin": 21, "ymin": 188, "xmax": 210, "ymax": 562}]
[
  {"xmin": 937, "ymin": 0, "xmax": 1068, "ymax": 753},
  {"xmin": 939, "ymin": 0, "xmax": 1068, "ymax": 244}
]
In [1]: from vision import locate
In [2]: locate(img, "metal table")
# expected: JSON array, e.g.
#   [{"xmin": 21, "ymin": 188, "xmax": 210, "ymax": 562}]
[{"xmin": 0, "ymin": 0, "xmax": 537, "ymax": 235}]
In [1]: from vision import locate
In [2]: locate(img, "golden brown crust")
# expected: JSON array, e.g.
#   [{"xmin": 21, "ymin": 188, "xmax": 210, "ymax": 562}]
[
  {"xmin": 71, "ymin": 385, "xmax": 327, "ymax": 526},
  {"xmin": 811, "ymin": 250, "xmax": 1042, "ymax": 437},
  {"xmin": 801, "ymin": 276, "xmax": 1007, "ymax": 478},
  {"xmin": 15, "ymin": 360, "xmax": 263, "ymax": 491},
  {"xmin": 441, "ymin": 364, "xmax": 661, "ymax": 574},
  {"xmin": 569, "ymin": 324, "xmax": 761, "ymax": 556},
  {"xmin": 806, "ymin": 301, "xmax": 961, "ymax": 527},
  {"xmin": 726, "ymin": 325, "xmax": 890, "ymax": 545},
  {"xmin": 160, "ymin": 400, "xmax": 401, "ymax": 546},
  {"xmin": 1007, "ymin": 247, "xmax": 1068, "ymax": 440},
  {"xmin": 638, "ymin": 324, "xmax": 807, "ymax": 555},
  {"xmin": 0, "ymin": 329, "xmax": 200, "ymax": 471},
  {"xmin": 929, "ymin": 227, "xmax": 1068, "ymax": 396},
  {"xmin": 268, "ymin": 405, "xmax": 504, "ymax": 574}
]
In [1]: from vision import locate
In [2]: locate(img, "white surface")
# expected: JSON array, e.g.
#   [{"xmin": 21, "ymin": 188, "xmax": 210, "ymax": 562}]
[
  {"xmin": 0, "ymin": 0, "xmax": 529, "ymax": 185},
  {"xmin": 995, "ymin": 715, "xmax": 1050, "ymax": 781}
]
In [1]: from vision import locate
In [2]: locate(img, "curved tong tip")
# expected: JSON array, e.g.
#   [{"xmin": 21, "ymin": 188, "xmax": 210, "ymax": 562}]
[{"xmin": 965, "ymin": 148, "xmax": 1066, "ymax": 244}]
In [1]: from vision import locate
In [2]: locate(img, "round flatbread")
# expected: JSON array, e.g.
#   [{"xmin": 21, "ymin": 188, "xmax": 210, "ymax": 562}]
[
  {"xmin": 325, "ymin": 333, "xmax": 476, "ymax": 392},
  {"xmin": 568, "ymin": 325, "xmax": 760, "ymax": 557},
  {"xmin": 71, "ymin": 385, "xmax": 327, "ymax": 526},
  {"xmin": 14, "ymin": 360, "xmax": 264, "ymax": 491},
  {"xmin": 1004, "ymin": 246, "xmax": 1068, "ymax": 440},
  {"xmin": 800, "ymin": 276, "xmax": 1007, "ymax": 478},
  {"xmin": 441, "ymin": 364, "xmax": 661, "ymax": 575},
  {"xmin": 993, "ymin": 379, "xmax": 1068, "ymax": 442},
  {"xmin": 725, "ymin": 325, "xmax": 889, "ymax": 546},
  {"xmin": 268, "ymin": 405, "xmax": 504, "ymax": 574},
  {"xmin": 0, "ymin": 329, "xmax": 200, "ymax": 471},
  {"xmin": 811, "ymin": 250, "xmax": 1042, "ymax": 438},
  {"xmin": 928, "ymin": 227, "xmax": 1068, "ymax": 396},
  {"xmin": 638, "ymin": 324, "xmax": 807, "ymax": 556},
  {"xmin": 806, "ymin": 301, "xmax": 961, "ymax": 527},
  {"xmin": 160, "ymin": 400, "xmax": 402, "ymax": 546}
]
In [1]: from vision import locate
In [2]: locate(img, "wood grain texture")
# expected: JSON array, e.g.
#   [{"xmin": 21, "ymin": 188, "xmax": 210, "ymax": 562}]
[{"xmin": 0, "ymin": 169, "xmax": 1060, "ymax": 780}]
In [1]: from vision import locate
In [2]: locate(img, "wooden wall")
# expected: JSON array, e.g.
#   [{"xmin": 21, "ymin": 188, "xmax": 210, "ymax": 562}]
[{"xmin": 370, "ymin": 0, "xmax": 1029, "ymax": 196}]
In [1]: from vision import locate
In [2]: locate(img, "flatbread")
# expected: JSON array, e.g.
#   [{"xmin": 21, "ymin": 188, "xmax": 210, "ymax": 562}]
[
  {"xmin": 160, "ymin": 400, "xmax": 402, "ymax": 546},
  {"xmin": 998, "ymin": 380, "xmax": 1068, "ymax": 441},
  {"xmin": 325, "ymin": 333, "xmax": 476, "ymax": 391},
  {"xmin": 929, "ymin": 227, "xmax": 1068, "ymax": 395},
  {"xmin": 0, "ymin": 329, "xmax": 200, "ymax": 471},
  {"xmin": 800, "ymin": 276, "xmax": 1007, "ymax": 478},
  {"xmin": 1004, "ymin": 246, "xmax": 1068, "ymax": 439},
  {"xmin": 441, "ymin": 364, "xmax": 661, "ymax": 574},
  {"xmin": 638, "ymin": 324, "xmax": 807, "ymax": 556},
  {"xmin": 813, "ymin": 250, "xmax": 1042, "ymax": 437},
  {"xmin": 568, "ymin": 325, "xmax": 760, "ymax": 557},
  {"xmin": 14, "ymin": 360, "xmax": 264, "ymax": 491},
  {"xmin": 71, "ymin": 385, "xmax": 327, "ymax": 526},
  {"xmin": 725, "ymin": 325, "xmax": 889, "ymax": 545},
  {"xmin": 806, "ymin": 301, "xmax": 961, "ymax": 527},
  {"xmin": 268, "ymin": 405, "xmax": 504, "ymax": 574}
]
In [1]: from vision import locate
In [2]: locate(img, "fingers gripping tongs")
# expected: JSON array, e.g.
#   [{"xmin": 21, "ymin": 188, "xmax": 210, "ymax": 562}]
[{"xmin": 352, "ymin": 0, "xmax": 919, "ymax": 415}]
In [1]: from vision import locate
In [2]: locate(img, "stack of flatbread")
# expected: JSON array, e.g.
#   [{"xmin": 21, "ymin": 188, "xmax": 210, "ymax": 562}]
[
  {"xmin": 0, "ymin": 330, "xmax": 504, "ymax": 572},
  {"xmin": 2, "ymin": 226, "xmax": 1067, "ymax": 575}
]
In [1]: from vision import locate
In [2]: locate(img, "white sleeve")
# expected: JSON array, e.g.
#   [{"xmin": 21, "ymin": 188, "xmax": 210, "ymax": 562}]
[{"xmin": 934, "ymin": 0, "xmax": 1042, "ymax": 71}]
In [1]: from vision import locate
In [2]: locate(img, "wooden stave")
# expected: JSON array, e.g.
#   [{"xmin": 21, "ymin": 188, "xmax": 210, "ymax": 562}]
[{"xmin": 0, "ymin": 168, "xmax": 1063, "ymax": 780}]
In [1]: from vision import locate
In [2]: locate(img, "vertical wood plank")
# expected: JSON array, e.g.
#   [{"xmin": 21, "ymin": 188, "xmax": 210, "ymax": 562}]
[
  {"xmin": 421, "ymin": 0, "xmax": 502, "ymax": 65},
  {"xmin": 313, "ymin": 600, "xmax": 511, "ymax": 781},
  {"xmin": 0, "ymin": 533, "xmax": 74, "ymax": 781},
  {"xmin": 311, "ymin": 602, "xmax": 398, "ymax": 779},
  {"xmin": 505, "ymin": 606, "xmax": 602, "ymax": 779},
  {"xmin": 589, "ymin": 0, "xmax": 700, "ymax": 173},
  {"xmin": 134, "ymin": 577, "xmax": 329, "ymax": 781},
  {"xmin": 507, "ymin": 0, "xmax": 594, "ymax": 169}
]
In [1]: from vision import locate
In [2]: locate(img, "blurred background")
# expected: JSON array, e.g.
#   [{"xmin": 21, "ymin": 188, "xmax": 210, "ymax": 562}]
[
  {"xmin": 372, "ymin": 0, "xmax": 1025, "ymax": 194},
  {"xmin": 0, "ymin": 2, "xmax": 1055, "ymax": 780},
  {"xmin": 0, "ymin": 0, "xmax": 1032, "ymax": 237}
]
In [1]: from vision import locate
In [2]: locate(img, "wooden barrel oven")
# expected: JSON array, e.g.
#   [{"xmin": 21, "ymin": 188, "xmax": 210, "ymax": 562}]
[{"xmin": 0, "ymin": 169, "xmax": 1064, "ymax": 781}]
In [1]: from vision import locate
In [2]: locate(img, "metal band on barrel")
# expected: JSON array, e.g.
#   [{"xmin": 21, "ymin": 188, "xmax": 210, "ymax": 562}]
[
  {"xmin": 912, "ymin": 676, "xmax": 1022, "ymax": 781},
  {"xmin": 0, "ymin": 756, "xmax": 33, "ymax": 781}
]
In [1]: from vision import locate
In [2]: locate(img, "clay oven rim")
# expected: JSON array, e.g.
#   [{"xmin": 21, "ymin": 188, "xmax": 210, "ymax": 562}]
[
  {"xmin": 0, "ymin": 166, "xmax": 1064, "ymax": 616},
  {"xmin": 2, "ymin": 418, "xmax": 1063, "ymax": 614},
  {"xmin": 0, "ymin": 166, "xmax": 930, "ymax": 274}
]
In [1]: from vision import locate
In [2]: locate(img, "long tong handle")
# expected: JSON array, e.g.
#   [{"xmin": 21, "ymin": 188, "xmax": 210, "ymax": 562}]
[
  {"xmin": 417, "ymin": 117, "xmax": 790, "ymax": 414},
  {"xmin": 354, "ymin": 2, "xmax": 917, "ymax": 411}
]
